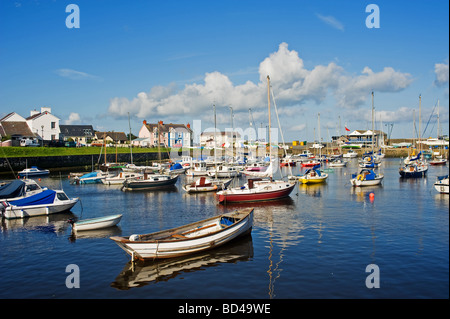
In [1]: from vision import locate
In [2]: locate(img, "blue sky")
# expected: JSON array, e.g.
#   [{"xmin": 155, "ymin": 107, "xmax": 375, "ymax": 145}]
[{"xmin": 0, "ymin": 0, "xmax": 448, "ymax": 142}]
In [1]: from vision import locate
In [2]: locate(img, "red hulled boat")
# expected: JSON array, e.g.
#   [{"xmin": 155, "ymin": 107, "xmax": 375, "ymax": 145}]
[{"xmin": 216, "ymin": 178, "xmax": 295, "ymax": 203}]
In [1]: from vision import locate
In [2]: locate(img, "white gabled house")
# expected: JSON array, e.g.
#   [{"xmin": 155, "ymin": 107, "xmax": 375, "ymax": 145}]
[{"xmin": 26, "ymin": 107, "xmax": 61, "ymax": 141}]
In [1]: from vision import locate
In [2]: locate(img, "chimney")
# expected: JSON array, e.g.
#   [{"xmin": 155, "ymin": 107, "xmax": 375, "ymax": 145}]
[
  {"xmin": 143, "ymin": 120, "xmax": 147, "ymax": 125},
  {"xmin": 159, "ymin": 121, "xmax": 163, "ymax": 125},
  {"xmin": 30, "ymin": 109, "xmax": 39, "ymax": 117},
  {"xmin": 41, "ymin": 107, "xmax": 51, "ymax": 114},
  {"xmin": 187, "ymin": 123, "xmax": 191, "ymax": 129}
]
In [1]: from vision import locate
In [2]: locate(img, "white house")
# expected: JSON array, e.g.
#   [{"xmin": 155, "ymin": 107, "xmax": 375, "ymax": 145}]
[
  {"xmin": 26, "ymin": 107, "xmax": 61, "ymax": 141},
  {"xmin": 200, "ymin": 131, "xmax": 241, "ymax": 147},
  {"xmin": 0, "ymin": 112, "xmax": 36, "ymax": 146},
  {"xmin": 0, "ymin": 112, "xmax": 27, "ymax": 122}
]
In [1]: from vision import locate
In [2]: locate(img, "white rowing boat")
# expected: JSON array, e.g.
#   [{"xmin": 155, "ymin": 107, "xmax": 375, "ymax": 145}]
[
  {"xmin": 110, "ymin": 208, "xmax": 253, "ymax": 261},
  {"xmin": 69, "ymin": 214, "xmax": 123, "ymax": 232}
]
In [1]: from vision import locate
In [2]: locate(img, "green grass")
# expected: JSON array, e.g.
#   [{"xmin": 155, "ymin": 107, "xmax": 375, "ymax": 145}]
[{"xmin": 0, "ymin": 146, "xmax": 174, "ymax": 158}]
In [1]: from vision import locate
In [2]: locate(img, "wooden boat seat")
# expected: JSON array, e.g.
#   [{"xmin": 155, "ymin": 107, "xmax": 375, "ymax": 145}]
[
  {"xmin": 190, "ymin": 177, "xmax": 212, "ymax": 187},
  {"xmin": 168, "ymin": 223, "xmax": 218, "ymax": 240},
  {"xmin": 171, "ymin": 234, "xmax": 187, "ymax": 239}
]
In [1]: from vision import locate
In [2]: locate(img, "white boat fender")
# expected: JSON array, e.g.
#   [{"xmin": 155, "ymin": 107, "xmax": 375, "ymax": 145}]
[{"xmin": 129, "ymin": 234, "xmax": 140, "ymax": 241}]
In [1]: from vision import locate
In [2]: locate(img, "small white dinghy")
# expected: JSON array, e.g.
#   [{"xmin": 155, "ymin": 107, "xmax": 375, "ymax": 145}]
[
  {"xmin": 69, "ymin": 214, "xmax": 123, "ymax": 232},
  {"xmin": 111, "ymin": 208, "xmax": 253, "ymax": 261}
]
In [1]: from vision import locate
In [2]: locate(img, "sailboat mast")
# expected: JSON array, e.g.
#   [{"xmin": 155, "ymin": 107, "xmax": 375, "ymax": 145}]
[
  {"xmin": 371, "ymin": 91, "xmax": 374, "ymax": 153},
  {"xmin": 418, "ymin": 95, "xmax": 421, "ymax": 155},
  {"xmin": 128, "ymin": 112, "xmax": 133, "ymax": 164},
  {"xmin": 104, "ymin": 132, "xmax": 107, "ymax": 165},
  {"xmin": 214, "ymin": 104, "xmax": 218, "ymax": 178},
  {"xmin": 267, "ymin": 75, "xmax": 271, "ymax": 159},
  {"xmin": 318, "ymin": 112, "xmax": 321, "ymax": 160},
  {"xmin": 437, "ymin": 99, "xmax": 440, "ymax": 139},
  {"xmin": 214, "ymin": 104, "xmax": 216, "ymax": 160},
  {"xmin": 158, "ymin": 120, "xmax": 161, "ymax": 164}
]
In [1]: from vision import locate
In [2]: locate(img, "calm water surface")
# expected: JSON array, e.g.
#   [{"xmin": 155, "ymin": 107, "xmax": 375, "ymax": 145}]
[{"xmin": 0, "ymin": 158, "xmax": 448, "ymax": 299}]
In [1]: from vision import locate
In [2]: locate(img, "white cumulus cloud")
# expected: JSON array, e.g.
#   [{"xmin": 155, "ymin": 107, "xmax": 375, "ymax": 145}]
[
  {"xmin": 64, "ymin": 112, "xmax": 81, "ymax": 124},
  {"xmin": 434, "ymin": 62, "xmax": 449, "ymax": 86},
  {"xmin": 107, "ymin": 42, "xmax": 413, "ymax": 124}
]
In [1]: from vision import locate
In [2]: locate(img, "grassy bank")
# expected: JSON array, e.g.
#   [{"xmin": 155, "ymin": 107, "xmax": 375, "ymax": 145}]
[{"xmin": 0, "ymin": 146, "xmax": 173, "ymax": 158}]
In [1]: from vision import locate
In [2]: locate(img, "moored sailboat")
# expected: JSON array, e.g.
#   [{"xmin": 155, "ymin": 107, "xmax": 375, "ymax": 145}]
[
  {"xmin": 399, "ymin": 95, "xmax": 428, "ymax": 177},
  {"xmin": 298, "ymin": 165, "xmax": 328, "ymax": 184},
  {"xmin": 350, "ymin": 168, "xmax": 384, "ymax": 187},
  {"xmin": 216, "ymin": 76, "xmax": 295, "ymax": 203}
]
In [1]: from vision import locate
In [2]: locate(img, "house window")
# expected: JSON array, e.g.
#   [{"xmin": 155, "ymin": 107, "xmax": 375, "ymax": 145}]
[
  {"xmin": 51, "ymin": 122, "xmax": 56, "ymax": 129},
  {"xmin": 51, "ymin": 134, "xmax": 56, "ymax": 140}
]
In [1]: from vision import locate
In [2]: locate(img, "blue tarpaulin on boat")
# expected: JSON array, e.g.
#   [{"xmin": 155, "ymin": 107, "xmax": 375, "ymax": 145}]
[
  {"xmin": 0, "ymin": 180, "xmax": 26, "ymax": 199},
  {"xmin": 170, "ymin": 163, "xmax": 183, "ymax": 170},
  {"xmin": 9, "ymin": 189, "xmax": 56, "ymax": 206},
  {"xmin": 305, "ymin": 165, "xmax": 322, "ymax": 176},
  {"xmin": 80, "ymin": 172, "xmax": 98, "ymax": 179},
  {"xmin": 410, "ymin": 152, "xmax": 422, "ymax": 161}
]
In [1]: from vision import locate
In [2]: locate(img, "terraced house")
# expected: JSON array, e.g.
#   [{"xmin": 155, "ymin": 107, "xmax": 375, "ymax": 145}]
[{"xmin": 134, "ymin": 120, "xmax": 193, "ymax": 148}]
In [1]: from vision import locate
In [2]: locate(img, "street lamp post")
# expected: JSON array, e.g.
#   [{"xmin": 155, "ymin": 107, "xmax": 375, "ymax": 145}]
[{"xmin": 41, "ymin": 125, "xmax": 44, "ymax": 147}]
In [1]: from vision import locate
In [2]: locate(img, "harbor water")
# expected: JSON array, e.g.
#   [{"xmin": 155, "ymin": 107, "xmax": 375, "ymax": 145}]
[{"xmin": 0, "ymin": 158, "xmax": 448, "ymax": 299}]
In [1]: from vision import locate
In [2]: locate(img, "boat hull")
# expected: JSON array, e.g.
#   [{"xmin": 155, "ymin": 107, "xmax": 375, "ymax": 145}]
[
  {"xmin": 299, "ymin": 176, "xmax": 328, "ymax": 184},
  {"xmin": 72, "ymin": 214, "xmax": 122, "ymax": 231},
  {"xmin": 122, "ymin": 175, "xmax": 178, "ymax": 190},
  {"xmin": 434, "ymin": 176, "xmax": 449, "ymax": 194},
  {"xmin": 434, "ymin": 182, "xmax": 449, "ymax": 194},
  {"xmin": 207, "ymin": 171, "xmax": 240, "ymax": 178},
  {"xmin": 73, "ymin": 177, "xmax": 105, "ymax": 184},
  {"xmin": 350, "ymin": 177, "xmax": 383, "ymax": 187},
  {"xmin": 18, "ymin": 171, "xmax": 49, "ymax": 177},
  {"xmin": 301, "ymin": 162, "xmax": 320, "ymax": 167},
  {"xmin": 280, "ymin": 162, "xmax": 296, "ymax": 167},
  {"xmin": 216, "ymin": 183, "xmax": 295, "ymax": 203},
  {"xmin": 3, "ymin": 198, "xmax": 79, "ymax": 219},
  {"xmin": 429, "ymin": 160, "xmax": 447, "ymax": 166},
  {"xmin": 399, "ymin": 169, "xmax": 428, "ymax": 178},
  {"xmin": 111, "ymin": 209, "xmax": 253, "ymax": 260},
  {"xmin": 183, "ymin": 184, "xmax": 218, "ymax": 193}
]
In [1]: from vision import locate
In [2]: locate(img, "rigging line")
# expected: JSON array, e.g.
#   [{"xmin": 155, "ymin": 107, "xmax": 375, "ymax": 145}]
[
  {"xmin": 270, "ymin": 85, "xmax": 292, "ymax": 178},
  {"xmin": 422, "ymin": 101, "xmax": 438, "ymax": 137},
  {"xmin": 0, "ymin": 146, "xmax": 16, "ymax": 179}
]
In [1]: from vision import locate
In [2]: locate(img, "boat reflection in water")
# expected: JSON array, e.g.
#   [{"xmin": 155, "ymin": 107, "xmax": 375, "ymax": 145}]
[
  {"xmin": 69, "ymin": 226, "xmax": 122, "ymax": 242},
  {"xmin": 111, "ymin": 234, "xmax": 253, "ymax": 290},
  {"xmin": 217, "ymin": 196, "xmax": 303, "ymax": 298},
  {"xmin": 0, "ymin": 211, "xmax": 75, "ymax": 233}
]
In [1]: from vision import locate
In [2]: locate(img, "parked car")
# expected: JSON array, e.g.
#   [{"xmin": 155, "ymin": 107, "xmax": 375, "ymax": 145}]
[{"xmin": 20, "ymin": 138, "xmax": 40, "ymax": 147}]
